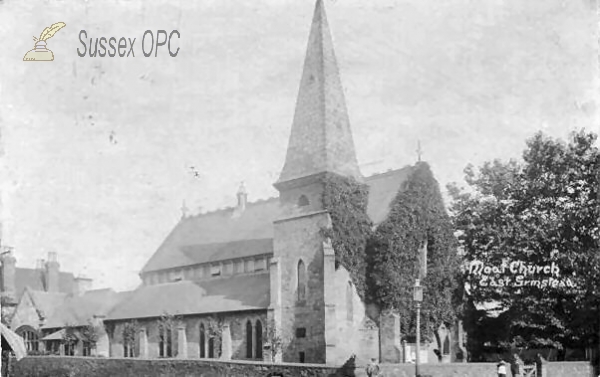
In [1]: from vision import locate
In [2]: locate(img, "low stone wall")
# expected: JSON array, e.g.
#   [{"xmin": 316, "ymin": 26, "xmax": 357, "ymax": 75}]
[
  {"xmin": 545, "ymin": 361, "xmax": 594, "ymax": 377},
  {"xmin": 13, "ymin": 357, "xmax": 597, "ymax": 377},
  {"xmin": 14, "ymin": 356, "xmax": 355, "ymax": 377},
  {"xmin": 379, "ymin": 362, "xmax": 504, "ymax": 377}
]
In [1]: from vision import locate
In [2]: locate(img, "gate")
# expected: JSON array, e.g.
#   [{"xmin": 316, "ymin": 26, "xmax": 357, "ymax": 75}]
[{"xmin": 523, "ymin": 364, "xmax": 537, "ymax": 377}]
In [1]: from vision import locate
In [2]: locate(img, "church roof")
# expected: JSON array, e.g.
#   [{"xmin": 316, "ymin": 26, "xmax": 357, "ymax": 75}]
[
  {"xmin": 105, "ymin": 273, "xmax": 270, "ymax": 321},
  {"xmin": 276, "ymin": 0, "xmax": 362, "ymax": 185},
  {"xmin": 141, "ymin": 167, "xmax": 413, "ymax": 274}
]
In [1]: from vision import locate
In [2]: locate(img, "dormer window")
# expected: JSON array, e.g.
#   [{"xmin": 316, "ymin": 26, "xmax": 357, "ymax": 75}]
[{"xmin": 298, "ymin": 195, "xmax": 309, "ymax": 207}]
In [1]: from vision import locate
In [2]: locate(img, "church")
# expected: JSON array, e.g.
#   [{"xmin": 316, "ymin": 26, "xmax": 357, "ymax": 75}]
[{"xmin": 103, "ymin": 0, "xmax": 455, "ymax": 365}]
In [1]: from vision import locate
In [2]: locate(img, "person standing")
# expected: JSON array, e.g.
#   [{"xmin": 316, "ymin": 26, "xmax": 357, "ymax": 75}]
[{"xmin": 366, "ymin": 357, "xmax": 380, "ymax": 377}]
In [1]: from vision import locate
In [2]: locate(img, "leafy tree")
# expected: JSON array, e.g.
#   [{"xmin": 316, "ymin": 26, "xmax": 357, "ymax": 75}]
[
  {"xmin": 206, "ymin": 315, "xmax": 223, "ymax": 358},
  {"xmin": 367, "ymin": 162, "xmax": 460, "ymax": 343},
  {"xmin": 449, "ymin": 130, "xmax": 600, "ymax": 353}
]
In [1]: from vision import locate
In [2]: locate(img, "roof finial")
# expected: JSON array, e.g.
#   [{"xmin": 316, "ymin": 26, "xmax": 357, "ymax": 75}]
[
  {"xmin": 181, "ymin": 200, "xmax": 189, "ymax": 219},
  {"xmin": 416, "ymin": 140, "xmax": 423, "ymax": 162}
]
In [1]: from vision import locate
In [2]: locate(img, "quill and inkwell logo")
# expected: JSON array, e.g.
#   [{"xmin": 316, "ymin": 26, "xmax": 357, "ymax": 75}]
[{"xmin": 23, "ymin": 22, "xmax": 66, "ymax": 61}]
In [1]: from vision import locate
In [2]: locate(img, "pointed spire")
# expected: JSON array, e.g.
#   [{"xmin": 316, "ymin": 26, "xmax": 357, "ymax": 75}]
[{"xmin": 275, "ymin": 0, "xmax": 362, "ymax": 187}]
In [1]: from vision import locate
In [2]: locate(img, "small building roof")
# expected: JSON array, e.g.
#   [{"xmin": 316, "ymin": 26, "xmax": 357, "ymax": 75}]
[
  {"xmin": 105, "ymin": 273, "xmax": 270, "ymax": 321},
  {"xmin": 42, "ymin": 288, "xmax": 125, "ymax": 329}
]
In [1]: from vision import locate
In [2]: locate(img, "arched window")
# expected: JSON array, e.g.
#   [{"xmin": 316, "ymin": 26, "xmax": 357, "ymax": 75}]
[
  {"xmin": 208, "ymin": 337, "xmax": 215, "ymax": 358},
  {"xmin": 246, "ymin": 320, "xmax": 253, "ymax": 358},
  {"xmin": 297, "ymin": 260, "xmax": 306, "ymax": 301},
  {"xmin": 199, "ymin": 323, "xmax": 206, "ymax": 358},
  {"xmin": 159, "ymin": 325, "xmax": 172, "ymax": 358},
  {"xmin": 18, "ymin": 328, "xmax": 38, "ymax": 353},
  {"xmin": 443, "ymin": 335, "xmax": 450, "ymax": 355},
  {"xmin": 255, "ymin": 320, "xmax": 263, "ymax": 360},
  {"xmin": 346, "ymin": 281, "xmax": 354, "ymax": 321},
  {"xmin": 298, "ymin": 195, "xmax": 309, "ymax": 207}
]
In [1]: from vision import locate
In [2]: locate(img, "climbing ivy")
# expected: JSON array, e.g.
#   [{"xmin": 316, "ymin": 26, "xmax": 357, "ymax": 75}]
[
  {"xmin": 366, "ymin": 162, "xmax": 460, "ymax": 339},
  {"xmin": 320, "ymin": 173, "xmax": 373, "ymax": 300}
]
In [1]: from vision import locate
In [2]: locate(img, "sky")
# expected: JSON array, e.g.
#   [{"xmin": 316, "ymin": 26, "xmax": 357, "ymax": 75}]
[{"xmin": 0, "ymin": 0, "xmax": 598, "ymax": 292}]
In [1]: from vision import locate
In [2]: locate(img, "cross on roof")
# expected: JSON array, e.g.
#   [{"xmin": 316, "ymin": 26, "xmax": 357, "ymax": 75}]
[{"xmin": 416, "ymin": 140, "xmax": 424, "ymax": 162}]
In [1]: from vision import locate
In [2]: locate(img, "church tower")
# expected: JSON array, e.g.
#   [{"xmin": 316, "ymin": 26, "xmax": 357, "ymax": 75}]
[{"xmin": 270, "ymin": 0, "xmax": 363, "ymax": 364}]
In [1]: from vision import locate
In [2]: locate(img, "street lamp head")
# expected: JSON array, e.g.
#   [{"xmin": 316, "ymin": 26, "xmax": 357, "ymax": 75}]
[{"xmin": 413, "ymin": 278, "xmax": 423, "ymax": 303}]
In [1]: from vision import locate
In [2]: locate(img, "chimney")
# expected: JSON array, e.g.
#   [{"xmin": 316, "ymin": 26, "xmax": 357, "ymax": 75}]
[
  {"xmin": 44, "ymin": 251, "xmax": 60, "ymax": 292},
  {"xmin": 73, "ymin": 275, "xmax": 93, "ymax": 296},
  {"xmin": 236, "ymin": 182, "xmax": 248, "ymax": 211},
  {"xmin": 0, "ymin": 247, "xmax": 17, "ymax": 300}
]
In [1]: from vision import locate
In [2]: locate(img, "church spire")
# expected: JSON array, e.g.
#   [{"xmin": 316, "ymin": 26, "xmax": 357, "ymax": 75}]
[{"xmin": 275, "ymin": 0, "xmax": 362, "ymax": 188}]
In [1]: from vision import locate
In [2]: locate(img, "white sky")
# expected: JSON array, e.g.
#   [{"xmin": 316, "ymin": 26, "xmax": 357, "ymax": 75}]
[{"xmin": 0, "ymin": 0, "xmax": 598, "ymax": 292}]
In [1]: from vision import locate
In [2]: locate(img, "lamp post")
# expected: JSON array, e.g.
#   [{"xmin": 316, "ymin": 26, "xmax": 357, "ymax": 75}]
[{"xmin": 413, "ymin": 279, "xmax": 423, "ymax": 377}]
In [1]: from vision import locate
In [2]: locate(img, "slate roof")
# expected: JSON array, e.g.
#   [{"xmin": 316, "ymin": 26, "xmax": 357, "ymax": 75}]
[
  {"xmin": 14, "ymin": 268, "xmax": 74, "ymax": 298},
  {"xmin": 105, "ymin": 273, "xmax": 270, "ymax": 321},
  {"xmin": 141, "ymin": 167, "xmax": 413, "ymax": 274},
  {"xmin": 42, "ymin": 288, "xmax": 127, "ymax": 329},
  {"xmin": 276, "ymin": 0, "xmax": 362, "ymax": 184},
  {"xmin": 27, "ymin": 289, "xmax": 68, "ymax": 321}
]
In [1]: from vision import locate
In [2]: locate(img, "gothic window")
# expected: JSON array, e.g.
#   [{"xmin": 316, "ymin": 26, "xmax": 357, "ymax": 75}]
[
  {"xmin": 255, "ymin": 320, "xmax": 263, "ymax": 360},
  {"xmin": 298, "ymin": 195, "xmax": 309, "ymax": 207},
  {"xmin": 123, "ymin": 328, "xmax": 135, "ymax": 358},
  {"xmin": 246, "ymin": 320, "xmax": 253, "ymax": 358},
  {"xmin": 159, "ymin": 326, "xmax": 173, "ymax": 358},
  {"xmin": 19, "ymin": 329, "xmax": 38, "ymax": 353},
  {"xmin": 346, "ymin": 281, "xmax": 354, "ymax": 321},
  {"xmin": 443, "ymin": 335, "xmax": 450, "ymax": 355},
  {"xmin": 208, "ymin": 337, "xmax": 215, "ymax": 358},
  {"xmin": 297, "ymin": 260, "xmax": 307, "ymax": 301},
  {"xmin": 199, "ymin": 323, "xmax": 206, "ymax": 358}
]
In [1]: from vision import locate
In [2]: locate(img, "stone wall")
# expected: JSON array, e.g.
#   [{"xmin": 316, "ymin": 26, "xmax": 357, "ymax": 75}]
[
  {"xmin": 13, "ymin": 356, "xmax": 354, "ymax": 377},
  {"xmin": 14, "ymin": 356, "xmax": 595, "ymax": 377},
  {"xmin": 544, "ymin": 361, "xmax": 594, "ymax": 377}
]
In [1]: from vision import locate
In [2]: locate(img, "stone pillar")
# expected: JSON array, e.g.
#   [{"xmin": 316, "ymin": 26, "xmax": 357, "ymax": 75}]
[
  {"xmin": 220, "ymin": 323, "xmax": 232, "ymax": 360},
  {"xmin": 536, "ymin": 354, "xmax": 548, "ymax": 377},
  {"xmin": 402, "ymin": 340, "xmax": 408, "ymax": 363},
  {"xmin": 379, "ymin": 311, "xmax": 401, "ymax": 363},
  {"xmin": 322, "ymin": 238, "xmax": 338, "ymax": 365},
  {"xmin": 268, "ymin": 257, "xmax": 283, "ymax": 363},
  {"xmin": 177, "ymin": 325, "xmax": 187, "ymax": 359},
  {"xmin": 139, "ymin": 328, "xmax": 148, "ymax": 358}
]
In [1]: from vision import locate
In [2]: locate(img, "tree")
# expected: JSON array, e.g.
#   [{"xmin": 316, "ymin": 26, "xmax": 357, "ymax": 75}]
[
  {"xmin": 264, "ymin": 317, "xmax": 289, "ymax": 362},
  {"xmin": 449, "ymin": 130, "xmax": 600, "ymax": 354},
  {"xmin": 367, "ymin": 162, "xmax": 460, "ymax": 344}
]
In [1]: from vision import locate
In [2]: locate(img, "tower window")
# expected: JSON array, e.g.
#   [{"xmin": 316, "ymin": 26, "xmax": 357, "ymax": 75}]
[
  {"xmin": 297, "ymin": 260, "xmax": 307, "ymax": 301},
  {"xmin": 295, "ymin": 328, "xmax": 306, "ymax": 338},
  {"xmin": 299, "ymin": 351, "xmax": 305, "ymax": 363},
  {"xmin": 298, "ymin": 195, "xmax": 309, "ymax": 207}
]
